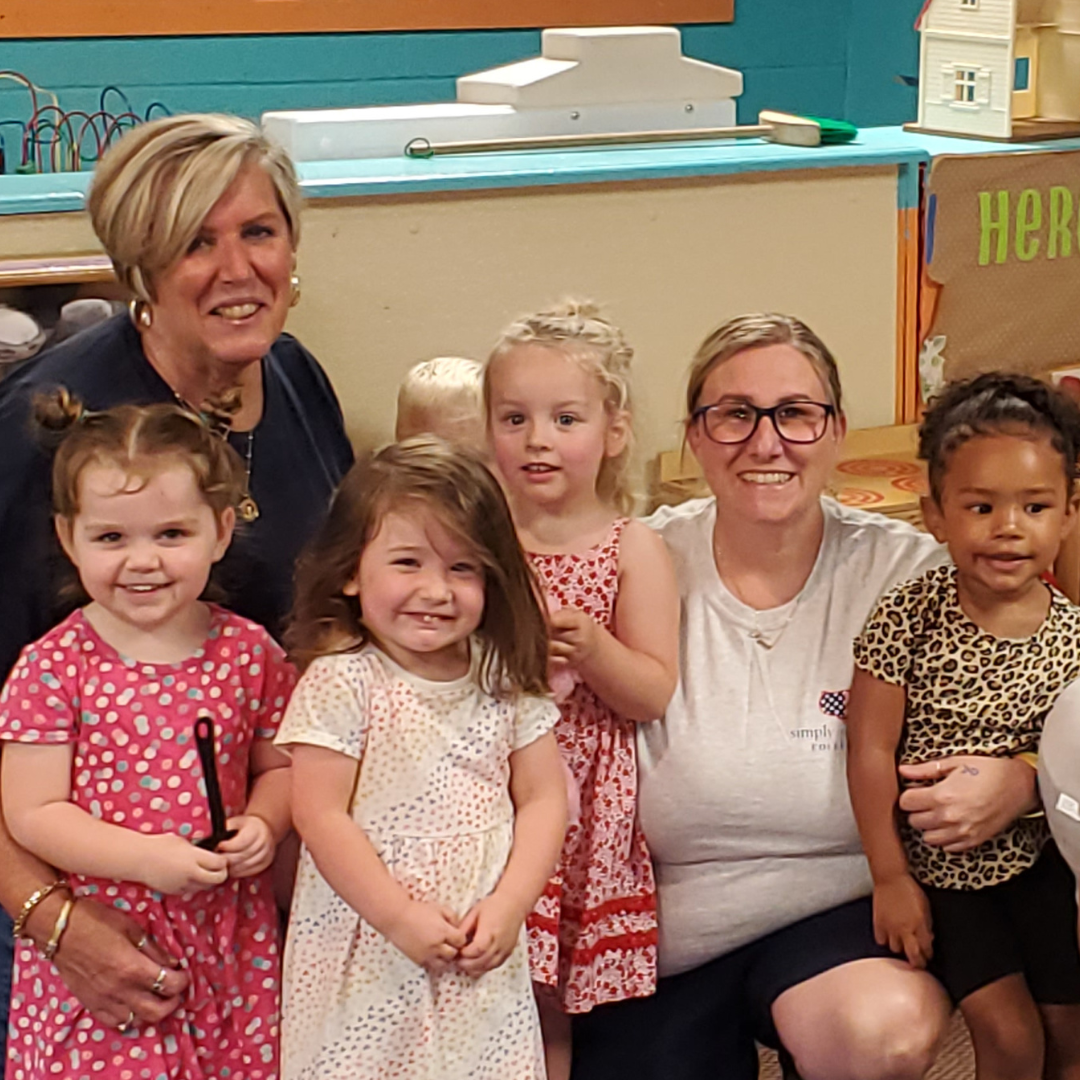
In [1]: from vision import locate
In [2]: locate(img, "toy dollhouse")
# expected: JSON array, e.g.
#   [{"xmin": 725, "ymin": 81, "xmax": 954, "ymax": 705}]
[{"xmin": 910, "ymin": 0, "xmax": 1080, "ymax": 141}]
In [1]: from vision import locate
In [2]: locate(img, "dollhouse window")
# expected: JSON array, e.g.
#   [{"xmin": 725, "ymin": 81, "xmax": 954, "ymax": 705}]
[
  {"xmin": 1015, "ymin": 57, "xmax": 1030, "ymax": 91},
  {"xmin": 954, "ymin": 68, "xmax": 978, "ymax": 102},
  {"xmin": 960, "ymin": 0, "xmax": 979, "ymax": 8}
]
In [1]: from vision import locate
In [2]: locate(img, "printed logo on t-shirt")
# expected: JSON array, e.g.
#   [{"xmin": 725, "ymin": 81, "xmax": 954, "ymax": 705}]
[{"xmin": 819, "ymin": 689, "xmax": 849, "ymax": 720}]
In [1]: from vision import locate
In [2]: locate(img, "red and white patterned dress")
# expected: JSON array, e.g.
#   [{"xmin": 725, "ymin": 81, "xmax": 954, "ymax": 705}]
[
  {"xmin": 0, "ymin": 606, "xmax": 294, "ymax": 1080},
  {"xmin": 526, "ymin": 518, "xmax": 658, "ymax": 1013}
]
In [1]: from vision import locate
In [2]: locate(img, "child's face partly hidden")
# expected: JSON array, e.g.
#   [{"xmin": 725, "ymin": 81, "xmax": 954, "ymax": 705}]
[
  {"xmin": 923, "ymin": 432, "xmax": 1078, "ymax": 603},
  {"xmin": 345, "ymin": 506, "xmax": 485, "ymax": 680},
  {"xmin": 487, "ymin": 344, "xmax": 626, "ymax": 513},
  {"xmin": 58, "ymin": 461, "xmax": 234, "ymax": 636}
]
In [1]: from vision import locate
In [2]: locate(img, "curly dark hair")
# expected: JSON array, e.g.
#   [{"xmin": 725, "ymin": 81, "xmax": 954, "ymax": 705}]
[
  {"xmin": 919, "ymin": 372, "xmax": 1080, "ymax": 502},
  {"xmin": 285, "ymin": 436, "xmax": 549, "ymax": 696}
]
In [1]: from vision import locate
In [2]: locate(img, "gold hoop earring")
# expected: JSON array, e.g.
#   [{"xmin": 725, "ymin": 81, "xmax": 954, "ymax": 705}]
[
  {"xmin": 289, "ymin": 273, "xmax": 301, "ymax": 308},
  {"xmin": 128, "ymin": 299, "xmax": 153, "ymax": 330}
]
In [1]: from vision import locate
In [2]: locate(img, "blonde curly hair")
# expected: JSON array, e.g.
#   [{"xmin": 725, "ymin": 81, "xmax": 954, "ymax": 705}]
[{"xmin": 485, "ymin": 298, "xmax": 636, "ymax": 514}]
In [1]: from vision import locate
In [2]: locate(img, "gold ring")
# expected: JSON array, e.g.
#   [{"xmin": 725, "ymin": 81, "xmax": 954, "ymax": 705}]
[
  {"xmin": 150, "ymin": 967, "xmax": 168, "ymax": 995},
  {"xmin": 135, "ymin": 934, "xmax": 148, "ymax": 952},
  {"xmin": 118, "ymin": 1009, "xmax": 136, "ymax": 1033}
]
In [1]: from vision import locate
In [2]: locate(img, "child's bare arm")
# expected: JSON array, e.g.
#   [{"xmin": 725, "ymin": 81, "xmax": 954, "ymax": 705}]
[
  {"xmin": 290, "ymin": 742, "xmax": 467, "ymax": 972},
  {"xmin": 846, "ymin": 668, "xmax": 932, "ymax": 967},
  {"xmin": 2, "ymin": 742, "xmax": 227, "ymax": 894},
  {"xmin": 551, "ymin": 521, "xmax": 678, "ymax": 721},
  {"xmin": 458, "ymin": 731, "xmax": 566, "ymax": 975},
  {"xmin": 219, "ymin": 739, "xmax": 292, "ymax": 878}
]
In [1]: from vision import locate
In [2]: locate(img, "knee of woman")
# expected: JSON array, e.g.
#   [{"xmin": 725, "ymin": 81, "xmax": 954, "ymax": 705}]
[{"xmin": 792, "ymin": 988, "xmax": 948, "ymax": 1080}]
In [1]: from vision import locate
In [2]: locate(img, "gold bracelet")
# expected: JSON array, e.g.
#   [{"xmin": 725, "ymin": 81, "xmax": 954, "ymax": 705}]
[
  {"xmin": 42, "ymin": 897, "xmax": 75, "ymax": 961},
  {"xmin": 11, "ymin": 879, "xmax": 68, "ymax": 940}
]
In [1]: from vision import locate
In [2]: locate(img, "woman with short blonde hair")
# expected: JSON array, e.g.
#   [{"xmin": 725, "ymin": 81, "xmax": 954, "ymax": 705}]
[{"xmin": 0, "ymin": 113, "xmax": 352, "ymax": 1058}]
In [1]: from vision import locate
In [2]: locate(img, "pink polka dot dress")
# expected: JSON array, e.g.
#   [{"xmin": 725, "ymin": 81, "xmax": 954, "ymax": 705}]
[
  {"xmin": 526, "ymin": 518, "xmax": 659, "ymax": 1013},
  {"xmin": 0, "ymin": 606, "xmax": 295, "ymax": 1080},
  {"xmin": 276, "ymin": 646, "xmax": 558, "ymax": 1080}
]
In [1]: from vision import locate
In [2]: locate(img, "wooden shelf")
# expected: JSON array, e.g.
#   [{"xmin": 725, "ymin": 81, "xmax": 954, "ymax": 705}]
[
  {"xmin": 0, "ymin": 255, "xmax": 115, "ymax": 289},
  {"xmin": 0, "ymin": 0, "xmax": 733, "ymax": 38}
]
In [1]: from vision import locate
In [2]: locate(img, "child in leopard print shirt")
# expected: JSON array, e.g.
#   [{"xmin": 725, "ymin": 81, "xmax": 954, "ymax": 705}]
[{"xmin": 847, "ymin": 373, "xmax": 1080, "ymax": 1080}]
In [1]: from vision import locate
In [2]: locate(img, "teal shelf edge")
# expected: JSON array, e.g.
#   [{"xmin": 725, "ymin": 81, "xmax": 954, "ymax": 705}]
[{"xmin": 3, "ymin": 126, "xmax": 1080, "ymax": 217}]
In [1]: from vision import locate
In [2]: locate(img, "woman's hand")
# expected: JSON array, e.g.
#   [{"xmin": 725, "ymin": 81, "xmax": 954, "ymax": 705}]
[
  {"xmin": 219, "ymin": 814, "xmax": 275, "ymax": 878},
  {"xmin": 456, "ymin": 893, "xmax": 526, "ymax": 976},
  {"xmin": 40, "ymin": 898, "xmax": 188, "ymax": 1028},
  {"xmin": 384, "ymin": 899, "xmax": 467, "ymax": 974},
  {"xmin": 898, "ymin": 755, "xmax": 1038, "ymax": 852},
  {"xmin": 872, "ymin": 874, "xmax": 933, "ymax": 968},
  {"xmin": 142, "ymin": 834, "xmax": 229, "ymax": 894}
]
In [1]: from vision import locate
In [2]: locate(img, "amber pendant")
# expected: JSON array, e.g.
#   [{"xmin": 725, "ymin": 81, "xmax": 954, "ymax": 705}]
[{"xmin": 238, "ymin": 495, "xmax": 260, "ymax": 523}]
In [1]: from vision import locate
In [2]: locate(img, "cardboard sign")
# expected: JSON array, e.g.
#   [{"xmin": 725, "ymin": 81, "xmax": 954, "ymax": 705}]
[{"xmin": 924, "ymin": 150, "xmax": 1080, "ymax": 382}]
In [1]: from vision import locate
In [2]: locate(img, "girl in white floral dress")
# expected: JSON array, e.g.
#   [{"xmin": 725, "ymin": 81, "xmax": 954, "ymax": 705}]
[{"xmin": 276, "ymin": 437, "xmax": 567, "ymax": 1080}]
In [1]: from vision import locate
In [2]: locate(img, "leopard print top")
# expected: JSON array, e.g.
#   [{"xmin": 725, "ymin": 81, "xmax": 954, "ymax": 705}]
[{"xmin": 853, "ymin": 564, "xmax": 1080, "ymax": 890}]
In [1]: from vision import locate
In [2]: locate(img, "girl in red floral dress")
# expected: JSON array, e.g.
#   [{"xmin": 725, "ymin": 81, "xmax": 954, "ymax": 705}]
[{"xmin": 485, "ymin": 299, "xmax": 680, "ymax": 1079}]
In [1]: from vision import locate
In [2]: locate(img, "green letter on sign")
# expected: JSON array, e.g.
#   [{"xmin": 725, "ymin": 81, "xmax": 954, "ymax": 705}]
[
  {"xmin": 1015, "ymin": 188, "xmax": 1042, "ymax": 261},
  {"xmin": 1049, "ymin": 186, "xmax": 1073, "ymax": 259},
  {"xmin": 979, "ymin": 190, "xmax": 1010, "ymax": 265}
]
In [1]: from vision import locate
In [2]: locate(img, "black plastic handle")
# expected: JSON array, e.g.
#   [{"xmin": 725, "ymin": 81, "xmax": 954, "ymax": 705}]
[{"xmin": 193, "ymin": 714, "xmax": 238, "ymax": 851}]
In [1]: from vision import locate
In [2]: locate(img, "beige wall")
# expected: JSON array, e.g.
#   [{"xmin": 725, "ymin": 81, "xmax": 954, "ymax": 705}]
[
  {"xmin": 290, "ymin": 167, "xmax": 901, "ymax": 473},
  {"xmin": 1, "ymin": 165, "xmax": 901, "ymax": 494}
]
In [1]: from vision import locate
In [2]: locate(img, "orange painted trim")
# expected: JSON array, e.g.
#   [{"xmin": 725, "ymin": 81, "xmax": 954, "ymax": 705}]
[
  {"xmin": 895, "ymin": 205, "xmax": 921, "ymax": 425},
  {"xmin": 0, "ymin": 0, "xmax": 733, "ymax": 38}
]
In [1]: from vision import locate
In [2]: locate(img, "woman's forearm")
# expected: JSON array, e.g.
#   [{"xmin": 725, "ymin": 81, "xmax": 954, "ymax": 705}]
[
  {"xmin": 8, "ymin": 802, "xmax": 159, "ymax": 886},
  {"xmin": 0, "ymin": 797, "xmax": 63, "ymax": 923}
]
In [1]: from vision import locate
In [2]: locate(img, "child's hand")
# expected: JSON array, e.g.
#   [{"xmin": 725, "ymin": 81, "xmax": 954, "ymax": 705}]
[
  {"xmin": 385, "ymin": 900, "xmax": 467, "ymax": 974},
  {"xmin": 142, "ymin": 834, "xmax": 229, "ymax": 894},
  {"xmin": 549, "ymin": 609, "xmax": 600, "ymax": 667},
  {"xmin": 218, "ymin": 815, "xmax": 276, "ymax": 878},
  {"xmin": 456, "ymin": 893, "xmax": 525, "ymax": 976},
  {"xmin": 873, "ymin": 874, "xmax": 933, "ymax": 968}
]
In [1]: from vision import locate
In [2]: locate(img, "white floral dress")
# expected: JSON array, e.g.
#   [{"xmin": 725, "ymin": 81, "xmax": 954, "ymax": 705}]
[{"xmin": 276, "ymin": 646, "xmax": 557, "ymax": 1080}]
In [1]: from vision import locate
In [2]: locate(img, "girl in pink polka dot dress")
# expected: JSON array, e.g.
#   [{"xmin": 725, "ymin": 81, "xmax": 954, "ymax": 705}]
[
  {"xmin": 0, "ymin": 393, "xmax": 295, "ymax": 1080},
  {"xmin": 484, "ymin": 300, "xmax": 680, "ymax": 1079}
]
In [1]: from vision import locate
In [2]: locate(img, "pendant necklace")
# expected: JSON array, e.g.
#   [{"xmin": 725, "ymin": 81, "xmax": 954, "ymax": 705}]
[
  {"xmin": 236, "ymin": 431, "xmax": 260, "ymax": 523},
  {"xmin": 170, "ymin": 390, "xmax": 260, "ymax": 523}
]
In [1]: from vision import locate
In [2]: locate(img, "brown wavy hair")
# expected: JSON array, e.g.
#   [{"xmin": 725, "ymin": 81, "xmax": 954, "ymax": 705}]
[{"xmin": 286, "ymin": 436, "xmax": 550, "ymax": 696}]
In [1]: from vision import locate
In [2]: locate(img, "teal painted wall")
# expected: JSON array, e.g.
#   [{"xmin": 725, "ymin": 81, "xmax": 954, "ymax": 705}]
[{"xmin": 0, "ymin": 0, "xmax": 925, "ymax": 166}]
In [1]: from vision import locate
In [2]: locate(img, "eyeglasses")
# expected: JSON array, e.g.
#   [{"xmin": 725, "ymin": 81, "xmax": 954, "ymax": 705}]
[{"xmin": 691, "ymin": 400, "xmax": 836, "ymax": 445}]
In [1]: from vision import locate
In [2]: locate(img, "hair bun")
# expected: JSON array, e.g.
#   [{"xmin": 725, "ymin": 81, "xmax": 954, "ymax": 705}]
[
  {"xmin": 32, "ymin": 386, "xmax": 86, "ymax": 438},
  {"xmin": 551, "ymin": 297, "xmax": 603, "ymax": 321}
]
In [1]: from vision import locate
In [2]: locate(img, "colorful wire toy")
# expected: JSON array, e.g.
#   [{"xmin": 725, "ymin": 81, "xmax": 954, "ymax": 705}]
[{"xmin": 0, "ymin": 71, "xmax": 172, "ymax": 174}]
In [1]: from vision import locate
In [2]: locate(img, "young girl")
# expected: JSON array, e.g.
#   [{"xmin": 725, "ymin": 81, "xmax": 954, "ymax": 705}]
[
  {"xmin": 0, "ymin": 391, "xmax": 294, "ymax": 1080},
  {"xmin": 848, "ymin": 372, "xmax": 1080, "ymax": 1080},
  {"xmin": 484, "ymin": 299, "xmax": 679, "ymax": 1078},
  {"xmin": 276, "ymin": 437, "xmax": 567, "ymax": 1080}
]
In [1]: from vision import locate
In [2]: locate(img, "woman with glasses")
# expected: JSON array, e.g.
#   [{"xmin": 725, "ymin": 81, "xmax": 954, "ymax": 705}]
[{"xmin": 571, "ymin": 314, "xmax": 1045, "ymax": 1080}]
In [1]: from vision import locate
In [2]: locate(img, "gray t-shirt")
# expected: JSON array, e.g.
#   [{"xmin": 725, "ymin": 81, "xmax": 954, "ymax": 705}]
[
  {"xmin": 1039, "ymin": 678, "xmax": 1080, "ymax": 886},
  {"xmin": 641, "ymin": 496, "xmax": 945, "ymax": 976}
]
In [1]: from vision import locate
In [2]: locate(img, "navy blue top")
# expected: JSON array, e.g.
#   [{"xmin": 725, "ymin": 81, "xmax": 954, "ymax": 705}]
[{"xmin": 0, "ymin": 314, "xmax": 354, "ymax": 679}]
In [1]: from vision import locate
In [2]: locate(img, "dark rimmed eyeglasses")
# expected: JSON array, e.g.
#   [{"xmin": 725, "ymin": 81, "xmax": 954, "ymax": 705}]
[{"xmin": 691, "ymin": 400, "xmax": 836, "ymax": 445}]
